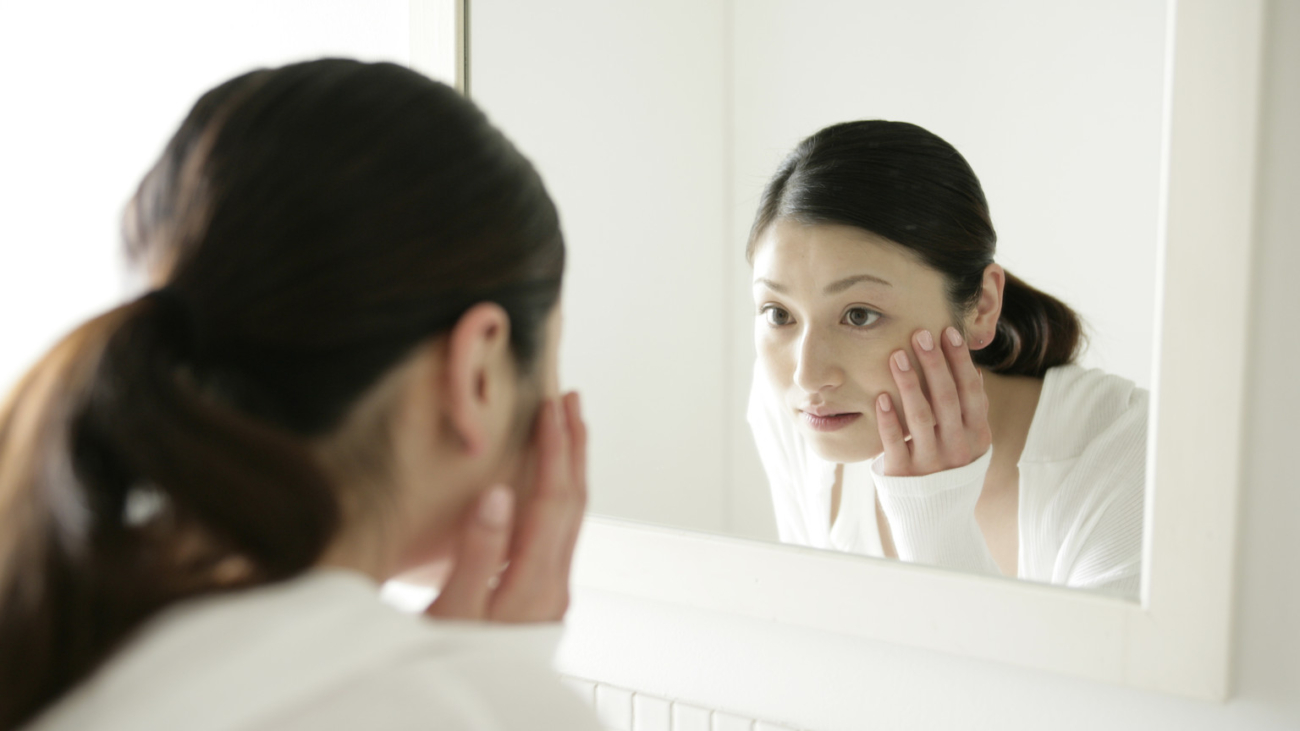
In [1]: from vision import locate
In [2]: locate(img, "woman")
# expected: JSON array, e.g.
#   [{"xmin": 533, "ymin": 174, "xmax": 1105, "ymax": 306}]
[
  {"xmin": 0, "ymin": 60, "xmax": 598, "ymax": 730},
  {"xmin": 747, "ymin": 120, "xmax": 1146, "ymax": 599}
]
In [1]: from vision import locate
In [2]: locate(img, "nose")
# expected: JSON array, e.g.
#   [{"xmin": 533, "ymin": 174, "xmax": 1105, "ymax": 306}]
[{"xmin": 792, "ymin": 327, "xmax": 842, "ymax": 395}]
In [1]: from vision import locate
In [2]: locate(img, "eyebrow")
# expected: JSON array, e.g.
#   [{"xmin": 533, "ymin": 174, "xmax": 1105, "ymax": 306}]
[{"xmin": 753, "ymin": 274, "xmax": 893, "ymax": 295}]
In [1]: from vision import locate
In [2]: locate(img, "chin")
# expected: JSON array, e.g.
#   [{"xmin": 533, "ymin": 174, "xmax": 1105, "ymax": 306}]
[{"xmin": 804, "ymin": 430, "xmax": 882, "ymax": 464}]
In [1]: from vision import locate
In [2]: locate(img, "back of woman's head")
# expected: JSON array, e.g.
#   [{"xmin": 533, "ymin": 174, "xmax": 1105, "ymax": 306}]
[
  {"xmin": 748, "ymin": 120, "xmax": 1082, "ymax": 376},
  {"xmin": 0, "ymin": 58, "xmax": 563, "ymax": 729}
]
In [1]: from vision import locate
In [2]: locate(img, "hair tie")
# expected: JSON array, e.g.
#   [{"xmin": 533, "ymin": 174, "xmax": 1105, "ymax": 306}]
[{"xmin": 142, "ymin": 287, "xmax": 197, "ymax": 359}]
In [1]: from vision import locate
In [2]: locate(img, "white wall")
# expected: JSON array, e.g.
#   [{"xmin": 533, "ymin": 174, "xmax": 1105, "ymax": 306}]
[
  {"xmin": 557, "ymin": 1, "xmax": 1299, "ymax": 726},
  {"xmin": 470, "ymin": 1, "xmax": 734, "ymax": 534},
  {"xmin": 0, "ymin": 0, "xmax": 409, "ymax": 397}
]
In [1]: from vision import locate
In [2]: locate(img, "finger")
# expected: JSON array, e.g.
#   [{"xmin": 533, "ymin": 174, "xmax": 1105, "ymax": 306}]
[
  {"xmin": 558, "ymin": 392, "xmax": 588, "ymax": 580},
  {"xmin": 565, "ymin": 392, "xmax": 588, "ymax": 500},
  {"xmin": 393, "ymin": 557, "xmax": 454, "ymax": 589},
  {"xmin": 912, "ymin": 329, "xmax": 964, "ymax": 447},
  {"xmin": 504, "ymin": 400, "xmax": 562, "ymax": 568},
  {"xmin": 492, "ymin": 400, "xmax": 575, "ymax": 621},
  {"xmin": 941, "ymin": 327, "xmax": 988, "ymax": 427},
  {"xmin": 875, "ymin": 392, "xmax": 911, "ymax": 475},
  {"xmin": 426, "ymin": 486, "xmax": 513, "ymax": 620},
  {"xmin": 889, "ymin": 348, "xmax": 938, "ymax": 464}
]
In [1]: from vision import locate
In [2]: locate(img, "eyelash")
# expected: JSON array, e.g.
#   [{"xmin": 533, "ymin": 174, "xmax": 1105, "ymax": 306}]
[
  {"xmin": 842, "ymin": 306, "xmax": 882, "ymax": 328},
  {"xmin": 759, "ymin": 304, "xmax": 792, "ymax": 327},
  {"xmin": 758, "ymin": 304, "xmax": 883, "ymax": 330}
]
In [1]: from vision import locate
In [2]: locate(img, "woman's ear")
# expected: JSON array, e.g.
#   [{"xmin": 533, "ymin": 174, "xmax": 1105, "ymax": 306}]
[
  {"xmin": 966, "ymin": 263, "xmax": 1005, "ymax": 351},
  {"xmin": 442, "ymin": 303, "xmax": 513, "ymax": 456}
]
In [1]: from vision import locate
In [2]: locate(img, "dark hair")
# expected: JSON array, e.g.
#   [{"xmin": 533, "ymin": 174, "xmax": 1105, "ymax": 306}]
[
  {"xmin": 748, "ymin": 120, "xmax": 1082, "ymax": 376},
  {"xmin": 0, "ymin": 59, "xmax": 563, "ymax": 729}
]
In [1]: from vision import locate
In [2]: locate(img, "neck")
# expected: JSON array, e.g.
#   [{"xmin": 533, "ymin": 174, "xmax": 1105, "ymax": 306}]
[
  {"xmin": 314, "ymin": 477, "xmax": 409, "ymax": 583},
  {"xmin": 316, "ymin": 524, "xmax": 403, "ymax": 584},
  {"xmin": 315, "ymin": 473, "xmax": 466, "ymax": 586},
  {"xmin": 980, "ymin": 369, "xmax": 1045, "ymax": 453}
]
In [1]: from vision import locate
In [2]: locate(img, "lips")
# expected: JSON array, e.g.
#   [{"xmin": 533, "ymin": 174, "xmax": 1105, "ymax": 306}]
[
  {"xmin": 800, "ymin": 405, "xmax": 850, "ymax": 417},
  {"xmin": 798, "ymin": 408, "xmax": 862, "ymax": 432}
]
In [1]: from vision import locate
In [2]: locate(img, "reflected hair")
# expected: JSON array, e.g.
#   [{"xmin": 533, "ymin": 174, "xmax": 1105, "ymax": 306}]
[
  {"xmin": 748, "ymin": 120, "xmax": 1083, "ymax": 376},
  {"xmin": 0, "ymin": 59, "xmax": 563, "ymax": 729}
]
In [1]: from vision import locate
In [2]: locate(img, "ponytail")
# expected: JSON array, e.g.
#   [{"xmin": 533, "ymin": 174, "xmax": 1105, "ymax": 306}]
[
  {"xmin": 0, "ymin": 294, "xmax": 339, "ymax": 730},
  {"xmin": 973, "ymin": 270, "xmax": 1085, "ymax": 378}
]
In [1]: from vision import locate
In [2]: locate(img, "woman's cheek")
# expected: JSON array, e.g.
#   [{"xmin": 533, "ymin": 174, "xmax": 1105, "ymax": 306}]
[{"xmin": 850, "ymin": 339, "xmax": 909, "ymax": 437}]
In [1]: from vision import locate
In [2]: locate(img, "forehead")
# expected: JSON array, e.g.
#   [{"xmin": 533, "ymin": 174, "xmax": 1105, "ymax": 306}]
[{"xmin": 751, "ymin": 220, "xmax": 941, "ymax": 295}]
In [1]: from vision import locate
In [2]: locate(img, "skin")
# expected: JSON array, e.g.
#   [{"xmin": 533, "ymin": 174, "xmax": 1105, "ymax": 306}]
[
  {"xmin": 752, "ymin": 220, "xmax": 1043, "ymax": 576},
  {"xmin": 317, "ymin": 304, "xmax": 588, "ymax": 622}
]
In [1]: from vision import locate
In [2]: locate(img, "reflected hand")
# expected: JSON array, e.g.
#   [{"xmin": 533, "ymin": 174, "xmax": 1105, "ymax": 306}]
[
  {"xmin": 426, "ymin": 392, "xmax": 588, "ymax": 622},
  {"xmin": 875, "ymin": 328, "xmax": 991, "ymax": 477}
]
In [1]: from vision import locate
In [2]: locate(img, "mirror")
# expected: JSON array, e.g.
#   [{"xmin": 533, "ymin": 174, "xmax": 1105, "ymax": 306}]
[{"xmin": 469, "ymin": 0, "xmax": 1166, "ymax": 599}]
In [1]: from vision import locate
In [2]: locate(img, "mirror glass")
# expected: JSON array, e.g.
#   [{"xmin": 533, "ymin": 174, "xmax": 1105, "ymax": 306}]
[{"xmin": 470, "ymin": 0, "xmax": 1167, "ymax": 600}]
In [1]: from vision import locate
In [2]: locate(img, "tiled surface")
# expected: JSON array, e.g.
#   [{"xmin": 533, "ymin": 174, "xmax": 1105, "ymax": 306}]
[
  {"xmin": 633, "ymin": 694, "xmax": 672, "ymax": 730},
  {"xmin": 595, "ymin": 684, "xmax": 635, "ymax": 731},
  {"xmin": 567, "ymin": 677, "xmax": 801, "ymax": 731},
  {"xmin": 561, "ymin": 676, "xmax": 598, "ymax": 708},
  {"xmin": 712, "ymin": 711, "xmax": 756, "ymax": 731},
  {"xmin": 670, "ymin": 703, "xmax": 712, "ymax": 731}
]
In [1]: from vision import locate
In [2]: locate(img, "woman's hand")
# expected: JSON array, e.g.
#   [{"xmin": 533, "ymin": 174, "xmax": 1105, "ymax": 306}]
[
  {"xmin": 426, "ymin": 392, "xmax": 587, "ymax": 623},
  {"xmin": 875, "ymin": 327, "xmax": 991, "ymax": 477}
]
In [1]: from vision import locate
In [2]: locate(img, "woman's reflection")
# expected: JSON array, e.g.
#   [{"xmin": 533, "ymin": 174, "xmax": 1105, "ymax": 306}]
[{"xmin": 747, "ymin": 121, "xmax": 1145, "ymax": 600}]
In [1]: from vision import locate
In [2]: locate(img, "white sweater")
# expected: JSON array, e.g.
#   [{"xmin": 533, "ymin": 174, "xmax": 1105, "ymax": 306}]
[
  {"xmin": 748, "ymin": 363, "xmax": 1147, "ymax": 600},
  {"xmin": 23, "ymin": 570, "xmax": 601, "ymax": 731}
]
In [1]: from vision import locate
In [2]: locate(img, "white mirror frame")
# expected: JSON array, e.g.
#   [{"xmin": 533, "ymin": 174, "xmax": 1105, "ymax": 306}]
[
  {"xmin": 409, "ymin": 0, "xmax": 467, "ymax": 94},
  {"xmin": 415, "ymin": 0, "xmax": 1263, "ymax": 701}
]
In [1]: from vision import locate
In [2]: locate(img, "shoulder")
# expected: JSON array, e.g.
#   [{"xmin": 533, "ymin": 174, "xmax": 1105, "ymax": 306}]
[
  {"xmin": 26, "ymin": 572, "xmax": 597, "ymax": 731},
  {"xmin": 1022, "ymin": 364, "xmax": 1148, "ymax": 463},
  {"xmin": 1018, "ymin": 367, "xmax": 1148, "ymax": 596},
  {"xmin": 255, "ymin": 623, "xmax": 600, "ymax": 731}
]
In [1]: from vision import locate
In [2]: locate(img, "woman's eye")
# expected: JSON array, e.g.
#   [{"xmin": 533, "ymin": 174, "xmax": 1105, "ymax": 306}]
[
  {"xmin": 762, "ymin": 306, "xmax": 793, "ymax": 326},
  {"xmin": 843, "ymin": 306, "xmax": 881, "ymax": 328}
]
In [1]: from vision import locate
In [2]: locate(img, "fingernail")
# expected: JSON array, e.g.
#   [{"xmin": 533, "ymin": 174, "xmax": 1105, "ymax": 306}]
[
  {"xmin": 916, "ymin": 330, "xmax": 934, "ymax": 351},
  {"xmin": 946, "ymin": 327, "xmax": 964, "ymax": 347},
  {"xmin": 892, "ymin": 350, "xmax": 910, "ymax": 371},
  {"xmin": 478, "ymin": 487, "xmax": 513, "ymax": 528},
  {"xmin": 878, "ymin": 393, "xmax": 892, "ymax": 412}
]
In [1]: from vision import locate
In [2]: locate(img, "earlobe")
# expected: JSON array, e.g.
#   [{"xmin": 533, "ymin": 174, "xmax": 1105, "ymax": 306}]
[
  {"xmin": 442, "ymin": 303, "xmax": 512, "ymax": 456},
  {"xmin": 967, "ymin": 264, "xmax": 1005, "ymax": 351}
]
